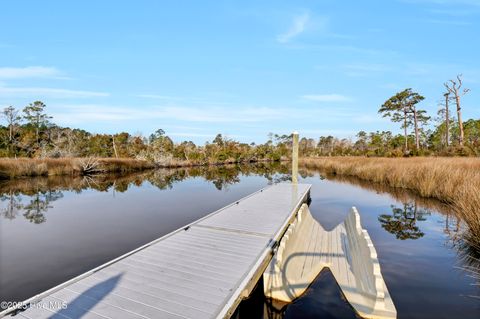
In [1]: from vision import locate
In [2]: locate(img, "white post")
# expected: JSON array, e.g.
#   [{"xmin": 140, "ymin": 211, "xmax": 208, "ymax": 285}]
[{"xmin": 292, "ymin": 131, "xmax": 299, "ymax": 184}]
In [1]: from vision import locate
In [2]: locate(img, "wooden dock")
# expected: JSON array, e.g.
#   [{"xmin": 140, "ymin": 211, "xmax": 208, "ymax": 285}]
[{"xmin": 2, "ymin": 183, "xmax": 311, "ymax": 319}]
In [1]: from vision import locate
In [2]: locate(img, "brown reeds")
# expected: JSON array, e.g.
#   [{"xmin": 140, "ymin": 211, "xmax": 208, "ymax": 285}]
[
  {"xmin": 0, "ymin": 158, "xmax": 155, "ymax": 179},
  {"xmin": 0, "ymin": 157, "xmax": 282, "ymax": 180},
  {"xmin": 300, "ymin": 157, "xmax": 480, "ymax": 249}
]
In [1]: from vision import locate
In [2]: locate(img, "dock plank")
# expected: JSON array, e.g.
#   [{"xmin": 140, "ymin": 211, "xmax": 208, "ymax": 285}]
[{"xmin": 5, "ymin": 183, "xmax": 311, "ymax": 319}]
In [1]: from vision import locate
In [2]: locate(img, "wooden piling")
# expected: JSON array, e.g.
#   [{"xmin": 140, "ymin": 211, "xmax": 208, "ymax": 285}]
[{"xmin": 292, "ymin": 131, "xmax": 299, "ymax": 184}]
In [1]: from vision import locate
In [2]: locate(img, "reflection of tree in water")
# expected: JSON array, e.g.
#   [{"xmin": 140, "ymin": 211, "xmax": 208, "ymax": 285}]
[
  {"xmin": 148, "ymin": 169, "xmax": 194, "ymax": 190},
  {"xmin": 0, "ymin": 189, "xmax": 63, "ymax": 224},
  {"xmin": 147, "ymin": 162, "xmax": 291, "ymax": 191},
  {"xmin": 204, "ymin": 166, "xmax": 241, "ymax": 190},
  {"xmin": 378, "ymin": 201, "xmax": 431, "ymax": 240},
  {"xmin": 0, "ymin": 191, "xmax": 23, "ymax": 220},
  {"xmin": 0, "ymin": 162, "xmax": 292, "ymax": 223},
  {"xmin": 22, "ymin": 190, "xmax": 63, "ymax": 224},
  {"xmin": 442, "ymin": 211, "xmax": 463, "ymax": 242}
]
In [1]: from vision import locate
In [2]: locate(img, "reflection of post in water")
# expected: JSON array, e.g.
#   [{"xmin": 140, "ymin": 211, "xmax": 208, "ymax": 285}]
[{"xmin": 378, "ymin": 200, "xmax": 431, "ymax": 240}]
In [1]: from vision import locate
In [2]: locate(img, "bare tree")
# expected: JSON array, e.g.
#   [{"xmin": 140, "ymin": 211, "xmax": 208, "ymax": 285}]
[
  {"xmin": 2, "ymin": 106, "xmax": 21, "ymax": 155},
  {"xmin": 443, "ymin": 92, "xmax": 450, "ymax": 147},
  {"xmin": 411, "ymin": 103, "xmax": 429, "ymax": 150},
  {"xmin": 2, "ymin": 106, "xmax": 21, "ymax": 144},
  {"xmin": 112, "ymin": 136, "xmax": 119, "ymax": 158},
  {"xmin": 444, "ymin": 75, "xmax": 470, "ymax": 146},
  {"xmin": 437, "ymin": 94, "xmax": 453, "ymax": 148}
]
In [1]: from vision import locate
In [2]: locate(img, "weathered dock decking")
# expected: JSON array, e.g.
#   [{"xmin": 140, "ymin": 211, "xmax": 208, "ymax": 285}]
[{"xmin": 2, "ymin": 183, "xmax": 311, "ymax": 319}]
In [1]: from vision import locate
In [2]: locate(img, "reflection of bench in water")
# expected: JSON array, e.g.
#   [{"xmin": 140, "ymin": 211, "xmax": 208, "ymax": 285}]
[{"xmin": 264, "ymin": 204, "xmax": 397, "ymax": 319}]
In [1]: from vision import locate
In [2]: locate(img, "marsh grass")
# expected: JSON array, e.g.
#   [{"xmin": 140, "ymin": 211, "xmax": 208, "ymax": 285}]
[
  {"xmin": 300, "ymin": 156, "xmax": 480, "ymax": 254},
  {"xmin": 0, "ymin": 158, "xmax": 155, "ymax": 179},
  {"xmin": 0, "ymin": 157, "xmax": 279, "ymax": 180}
]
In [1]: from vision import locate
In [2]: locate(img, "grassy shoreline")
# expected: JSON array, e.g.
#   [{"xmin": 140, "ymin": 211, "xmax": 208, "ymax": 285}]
[
  {"xmin": 0, "ymin": 158, "xmax": 155, "ymax": 179},
  {"xmin": 0, "ymin": 157, "xmax": 280, "ymax": 179},
  {"xmin": 300, "ymin": 157, "xmax": 480, "ymax": 249}
]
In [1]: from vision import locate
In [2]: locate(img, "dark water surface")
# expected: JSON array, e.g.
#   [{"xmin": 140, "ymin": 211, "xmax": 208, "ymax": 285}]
[{"xmin": 1, "ymin": 163, "xmax": 478, "ymax": 318}]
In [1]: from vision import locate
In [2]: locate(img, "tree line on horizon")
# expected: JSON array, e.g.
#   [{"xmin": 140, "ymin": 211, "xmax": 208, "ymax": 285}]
[
  {"xmin": 0, "ymin": 101, "xmax": 294, "ymax": 163},
  {"xmin": 304, "ymin": 74, "xmax": 478, "ymax": 157},
  {"xmin": 1, "ymin": 74, "xmax": 478, "ymax": 161}
]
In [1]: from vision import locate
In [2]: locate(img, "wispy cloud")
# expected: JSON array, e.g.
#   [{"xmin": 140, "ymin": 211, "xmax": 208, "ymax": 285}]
[
  {"xmin": 159, "ymin": 106, "xmax": 283, "ymax": 122},
  {"xmin": 287, "ymin": 43, "xmax": 398, "ymax": 56},
  {"xmin": 401, "ymin": 0, "xmax": 480, "ymax": 6},
  {"xmin": 341, "ymin": 63, "xmax": 393, "ymax": 77},
  {"xmin": 136, "ymin": 94, "xmax": 179, "ymax": 99},
  {"xmin": 0, "ymin": 86, "xmax": 109, "ymax": 98},
  {"xmin": 50, "ymin": 102, "xmax": 372, "ymax": 128},
  {"xmin": 339, "ymin": 61, "xmax": 464, "ymax": 78},
  {"xmin": 301, "ymin": 94, "xmax": 352, "ymax": 102},
  {"xmin": 428, "ymin": 8, "xmax": 478, "ymax": 16},
  {"xmin": 169, "ymin": 132, "xmax": 216, "ymax": 138},
  {"xmin": 51, "ymin": 104, "xmax": 286, "ymax": 124},
  {"xmin": 379, "ymin": 83, "xmax": 402, "ymax": 90},
  {"xmin": 0, "ymin": 66, "xmax": 64, "ymax": 79},
  {"xmin": 277, "ymin": 13, "xmax": 310, "ymax": 43},
  {"xmin": 352, "ymin": 115, "xmax": 389, "ymax": 124},
  {"xmin": 426, "ymin": 19, "xmax": 472, "ymax": 25},
  {"xmin": 135, "ymin": 94, "xmax": 206, "ymax": 103},
  {"xmin": 301, "ymin": 128, "xmax": 359, "ymax": 136}
]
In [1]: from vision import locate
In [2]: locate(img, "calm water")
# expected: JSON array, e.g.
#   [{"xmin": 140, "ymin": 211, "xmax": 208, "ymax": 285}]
[{"xmin": 0, "ymin": 163, "xmax": 478, "ymax": 318}]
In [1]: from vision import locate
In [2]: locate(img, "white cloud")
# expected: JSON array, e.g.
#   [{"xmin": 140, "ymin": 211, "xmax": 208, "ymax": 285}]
[
  {"xmin": 135, "ymin": 94, "xmax": 206, "ymax": 103},
  {"xmin": 301, "ymin": 94, "xmax": 352, "ymax": 102},
  {"xmin": 343, "ymin": 63, "xmax": 393, "ymax": 73},
  {"xmin": 169, "ymin": 132, "xmax": 216, "ymax": 138},
  {"xmin": 426, "ymin": 19, "xmax": 471, "ymax": 25},
  {"xmin": 136, "ymin": 94, "xmax": 178, "ymax": 99},
  {"xmin": 341, "ymin": 63, "xmax": 394, "ymax": 77},
  {"xmin": 301, "ymin": 128, "xmax": 358, "ymax": 136},
  {"xmin": 155, "ymin": 106, "xmax": 281, "ymax": 123},
  {"xmin": 277, "ymin": 13, "xmax": 310, "ymax": 43},
  {"xmin": 49, "ymin": 102, "xmax": 375, "ymax": 131},
  {"xmin": 379, "ymin": 83, "xmax": 402, "ymax": 90},
  {"xmin": 50, "ymin": 104, "xmax": 286, "ymax": 124},
  {"xmin": 402, "ymin": 0, "xmax": 480, "ymax": 6},
  {"xmin": 428, "ymin": 8, "xmax": 477, "ymax": 16},
  {"xmin": 288, "ymin": 43, "xmax": 398, "ymax": 56},
  {"xmin": 352, "ymin": 115, "xmax": 388, "ymax": 124},
  {"xmin": 0, "ymin": 66, "xmax": 63, "ymax": 79},
  {"xmin": 0, "ymin": 86, "xmax": 109, "ymax": 98}
]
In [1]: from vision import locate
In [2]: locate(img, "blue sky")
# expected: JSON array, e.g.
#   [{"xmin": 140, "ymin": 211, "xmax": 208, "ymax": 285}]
[{"xmin": 0, "ymin": 0, "xmax": 479, "ymax": 144}]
